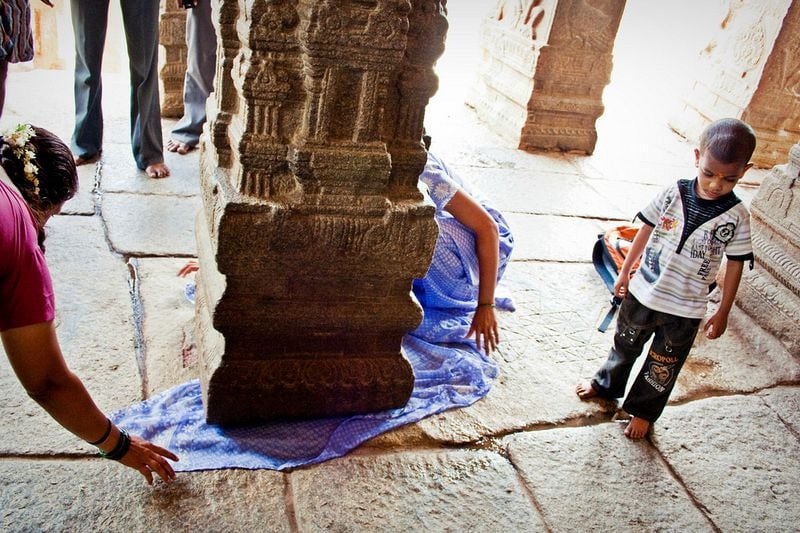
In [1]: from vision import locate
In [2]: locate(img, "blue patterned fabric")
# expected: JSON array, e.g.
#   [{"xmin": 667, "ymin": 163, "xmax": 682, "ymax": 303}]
[
  {"xmin": 412, "ymin": 152, "xmax": 515, "ymax": 342},
  {"xmin": 111, "ymin": 152, "xmax": 514, "ymax": 471},
  {"xmin": 112, "ymin": 335, "xmax": 497, "ymax": 472}
]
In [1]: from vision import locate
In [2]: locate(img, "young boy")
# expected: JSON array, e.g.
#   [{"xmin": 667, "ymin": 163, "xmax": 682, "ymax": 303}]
[{"xmin": 576, "ymin": 118, "xmax": 756, "ymax": 439}]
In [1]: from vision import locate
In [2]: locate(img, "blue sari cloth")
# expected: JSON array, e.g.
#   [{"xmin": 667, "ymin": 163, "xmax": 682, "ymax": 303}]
[{"xmin": 111, "ymin": 153, "xmax": 514, "ymax": 471}]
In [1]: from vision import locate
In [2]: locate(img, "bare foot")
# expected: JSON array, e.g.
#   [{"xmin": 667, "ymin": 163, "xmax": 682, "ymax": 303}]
[
  {"xmin": 623, "ymin": 416, "xmax": 650, "ymax": 439},
  {"xmin": 74, "ymin": 152, "xmax": 101, "ymax": 166},
  {"xmin": 575, "ymin": 380, "xmax": 598, "ymax": 399},
  {"xmin": 145, "ymin": 162, "xmax": 170, "ymax": 179},
  {"xmin": 166, "ymin": 139, "xmax": 194, "ymax": 155}
]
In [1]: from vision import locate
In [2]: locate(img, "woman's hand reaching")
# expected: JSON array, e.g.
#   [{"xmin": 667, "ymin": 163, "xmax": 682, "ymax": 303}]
[
  {"xmin": 468, "ymin": 305, "xmax": 499, "ymax": 354},
  {"xmin": 118, "ymin": 433, "xmax": 179, "ymax": 485}
]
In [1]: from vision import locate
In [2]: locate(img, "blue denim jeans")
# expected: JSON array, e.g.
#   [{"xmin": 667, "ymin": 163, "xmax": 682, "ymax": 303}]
[{"xmin": 592, "ymin": 295, "xmax": 701, "ymax": 422}]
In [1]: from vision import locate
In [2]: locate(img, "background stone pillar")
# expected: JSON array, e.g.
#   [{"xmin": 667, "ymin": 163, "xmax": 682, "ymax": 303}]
[
  {"xmin": 737, "ymin": 142, "xmax": 800, "ymax": 356},
  {"xmin": 195, "ymin": 0, "xmax": 446, "ymax": 425},
  {"xmin": 468, "ymin": 0, "xmax": 625, "ymax": 154},
  {"xmin": 159, "ymin": 1, "xmax": 188, "ymax": 118},
  {"xmin": 669, "ymin": 0, "xmax": 800, "ymax": 168}
]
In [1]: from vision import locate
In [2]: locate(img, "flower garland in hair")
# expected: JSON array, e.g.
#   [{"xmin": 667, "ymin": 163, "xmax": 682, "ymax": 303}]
[{"xmin": 1, "ymin": 123, "xmax": 39, "ymax": 196}]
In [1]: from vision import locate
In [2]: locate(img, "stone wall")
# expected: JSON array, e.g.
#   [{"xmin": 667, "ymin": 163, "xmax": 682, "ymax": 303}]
[{"xmin": 737, "ymin": 142, "xmax": 800, "ymax": 356}]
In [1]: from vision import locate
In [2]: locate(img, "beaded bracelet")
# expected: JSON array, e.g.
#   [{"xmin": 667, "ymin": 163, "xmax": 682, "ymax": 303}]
[
  {"xmin": 476, "ymin": 302, "xmax": 496, "ymax": 309},
  {"xmin": 87, "ymin": 418, "xmax": 112, "ymax": 446},
  {"xmin": 99, "ymin": 429, "xmax": 131, "ymax": 461}
]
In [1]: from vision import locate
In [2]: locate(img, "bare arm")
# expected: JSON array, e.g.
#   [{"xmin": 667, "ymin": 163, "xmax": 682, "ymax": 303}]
[
  {"xmin": 703, "ymin": 259, "xmax": 744, "ymax": 339},
  {"xmin": 1, "ymin": 322, "xmax": 178, "ymax": 484},
  {"xmin": 614, "ymin": 223, "xmax": 654, "ymax": 299},
  {"xmin": 443, "ymin": 189, "xmax": 500, "ymax": 353}
]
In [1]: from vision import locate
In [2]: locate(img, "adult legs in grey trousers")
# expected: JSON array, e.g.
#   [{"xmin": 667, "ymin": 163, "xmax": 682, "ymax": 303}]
[
  {"xmin": 169, "ymin": 0, "xmax": 215, "ymax": 151},
  {"xmin": 71, "ymin": 0, "xmax": 165, "ymax": 170}
]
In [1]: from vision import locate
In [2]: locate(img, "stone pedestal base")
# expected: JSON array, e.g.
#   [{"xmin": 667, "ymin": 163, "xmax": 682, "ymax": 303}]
[{"xmin": 194, "ymin": 163, "xmax": 433, "ymax": 425}]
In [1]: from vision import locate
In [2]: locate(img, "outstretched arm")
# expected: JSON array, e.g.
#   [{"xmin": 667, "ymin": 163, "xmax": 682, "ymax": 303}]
[
  {"xmin": 703, "ymin": 259, "xmax": 744, "ymax": 339},
  {"xmin": 614, "ymin": 223, "xmax": 653, "ymax": 299},
  {"xmin": 443, "ymin": 189, "xmax": 500, "ymax": 353},
  {"xmin": 1, "ymin": 322, "xmax": 178, "ymax": 484}
]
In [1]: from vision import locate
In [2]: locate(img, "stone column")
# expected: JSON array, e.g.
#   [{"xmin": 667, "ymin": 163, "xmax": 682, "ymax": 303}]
[
  {"xmin": 159, "ymin": 1, "xmax": 188, "ymax": 118},
  {"xmin": 195, "ymin": 0, "xmax": 445, "ymax": 425},
  {"xmin": 737, "ymin": 142, "xmax": 800, "ymax": 356},
  {"xmin": 31, "ymin": 1, "xmax": 64, "ymax": 69},
  {"xmin": 468, "ymin": 0, "xmax": 625, "ymax": 154},
  {"xmin": 670, "ymin": 0, "xmax": 800, "ymax": 168}
]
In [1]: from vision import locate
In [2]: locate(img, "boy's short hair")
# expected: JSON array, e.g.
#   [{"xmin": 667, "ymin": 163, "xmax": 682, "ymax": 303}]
[{"xmin": 698, "ymin": 118, "xmax": 756, "ymax": 165}]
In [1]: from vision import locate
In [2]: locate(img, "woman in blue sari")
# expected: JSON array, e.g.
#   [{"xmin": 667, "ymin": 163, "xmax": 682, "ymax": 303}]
[{"xmin": 411, "ymin": 147, "xmax": 515, "ymax": 354}]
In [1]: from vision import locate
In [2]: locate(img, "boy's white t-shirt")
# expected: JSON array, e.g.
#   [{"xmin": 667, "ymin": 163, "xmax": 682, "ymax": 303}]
[{"xmin": 629, "ymin": 179, "xmax": 753, "ymax": 319}]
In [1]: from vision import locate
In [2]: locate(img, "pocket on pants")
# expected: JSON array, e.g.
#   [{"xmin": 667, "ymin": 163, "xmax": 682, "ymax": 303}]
[
  {"xmin": 616, "ymin": 296, "xmax": 654, "ymax": 345},
  {"xmin": 662, "ymin": 316, "xmax": 701, "ymax": 353}
]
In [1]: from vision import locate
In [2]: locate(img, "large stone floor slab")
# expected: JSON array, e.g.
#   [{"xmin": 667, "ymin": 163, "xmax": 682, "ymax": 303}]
[
  {"xmin": 505, "ymin": 213, "xmax": 607, "ymax": 262},
  {"xmin": 290, "ymin": 450, "xmax": 545, "ymax": 531},
  {"xmin": 506, "ymin": 424, "xmax": 713, "ymax": 532},
  {"xmin": 466, "ymin": 166, "xmax": 626, "ymax": 219},
  {"xmin": 101, "ymin": 193, "xmax": 201, "ymax": 256},
  {"xmin": 0, "ymin": 460, "xmax": 289, "ymax": 532},
  {"xmin": 100, "ymin": 142, "xmax": 201, "ymax": 197},
  {"xmin": 654, "ymin": 394, "xmax": 800, "ymax": 532},
  {"xmin": 133, "ymin": 257, "xmax": 200, "ymax": 395}
]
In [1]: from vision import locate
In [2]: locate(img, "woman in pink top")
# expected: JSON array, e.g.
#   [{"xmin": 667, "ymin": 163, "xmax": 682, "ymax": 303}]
[{"xmin": 0, "ymin": 124, "xmax": 178, "ymax": 484}]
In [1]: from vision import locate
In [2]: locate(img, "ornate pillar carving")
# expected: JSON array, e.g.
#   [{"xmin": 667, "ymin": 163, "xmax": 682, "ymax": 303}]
[
  {"xmin": 159, "ymin": 1, "xmax": 188, "ymax": 118},
  {"xmin": 468, "ymin": 0, "xmax": 625, "ymax": 154},
  {"xmin": 737, "ymin": 142, "xmax": 800, "ymax": 356},
  {"xmin": 195, "ymin": 0, "xmax": 445, "ymax": 425},
  {"xmin": 670, "ymin": 0, "xmax": 800, "ymax": 168}
]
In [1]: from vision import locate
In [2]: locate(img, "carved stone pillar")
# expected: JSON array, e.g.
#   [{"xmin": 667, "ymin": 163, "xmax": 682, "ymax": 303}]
[
  {"xmin": 195, "ymin": 0, "xmax": 445, "ymax": 425},
  {"xmin": 737, "ymin": 142, "xmax": 800, "ymax": 356},
  {"xmin": 468, "ymin": 0, "xmax": 625, "ymax": 154},
  {"xmin": 31, "ymin": 1, "xmax": 64, "ymax": 69},
  {"xmin": 670, "ymin": 0, "xmax": 800, "ymax": 168},
  {"xmin": 159, "ymin": 2, "xmax": 188, "ymax": 118}
]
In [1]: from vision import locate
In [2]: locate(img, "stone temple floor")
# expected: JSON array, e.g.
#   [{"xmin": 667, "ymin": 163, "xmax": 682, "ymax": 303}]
[{"xmin": 1, "ymin": 37, "xmax": 799, "ymax": 533}]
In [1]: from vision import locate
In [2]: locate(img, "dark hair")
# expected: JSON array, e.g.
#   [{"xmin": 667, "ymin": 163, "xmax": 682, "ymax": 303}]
[
  {"xmin": 1, "ymin": 125, "xmax": 78, "ymax": 214},
  {"xmin": 698, "ymin": 118, "xmax": 756, "ymax": 165}
]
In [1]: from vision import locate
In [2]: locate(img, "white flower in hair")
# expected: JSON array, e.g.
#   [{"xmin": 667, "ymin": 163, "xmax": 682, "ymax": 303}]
[{"xmin": 2, "ymin": 123, "xmax": 40, "ymax": 196}]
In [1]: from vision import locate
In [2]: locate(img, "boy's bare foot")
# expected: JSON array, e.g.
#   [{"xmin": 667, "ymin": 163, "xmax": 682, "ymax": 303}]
[
  {"xmin": 623, "ymin": 416, "xmax": 650, "ymax": 439},
  {"xmin": 145, "ymin": 162, "xmax": 170, "ymax": 179},
  {"xmin": 166, "ymin": 139, "xmax": 194, "ymax": 155},
  {"xmin": 575, "ymin": 380, "xmax": 598, "ymax": 399}
]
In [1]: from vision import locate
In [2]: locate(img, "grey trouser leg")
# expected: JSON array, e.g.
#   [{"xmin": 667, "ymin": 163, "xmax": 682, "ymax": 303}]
[
  {"xmin": 71, "ymin": 0, "xmax": 108, "ymax": 160},
  {"xmin": 119, "ymin": 0, "xmax": 164, "ymax": 169},
  {"xmin": 170, "ymin": 0, "xmax": 216, "ymax": 147}
]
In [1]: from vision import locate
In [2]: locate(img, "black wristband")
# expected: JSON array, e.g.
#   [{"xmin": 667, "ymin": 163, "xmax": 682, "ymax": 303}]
[
  {"xmin": 87, "ymin": 418, "xmax": 113, "ymax": 446},
  {"xmin": 99, "ymin": 429, "xmax": 131, "ymax": 461}
]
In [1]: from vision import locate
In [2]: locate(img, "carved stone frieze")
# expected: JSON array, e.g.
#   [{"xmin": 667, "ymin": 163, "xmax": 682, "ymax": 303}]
[
  {"xmin": 159, "ymin": 3, "xmax": 188, "ymax": 118},
  {"xmin": 469, "ymin": 0, "xmax": 625, "ymax": 154},
  {"xmin": 738, "ymin": 142, "xmax": 800, "ymax": 356},
  {"xmin": 670, "ymin": 0, "xmax": 799, "ymax": 168}
]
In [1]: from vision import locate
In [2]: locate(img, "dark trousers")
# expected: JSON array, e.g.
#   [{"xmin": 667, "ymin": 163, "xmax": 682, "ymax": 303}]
[
  {"xmin": 70, "ymin": 0, "xmax": 163, "ymax": 169},
  {"xmin": 592, "ymin": 295, "xmax": 700, "ymax": 422},
  {"xmin": 0, "ymin": 59, "xmax": 8, "ymax": 119}
]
